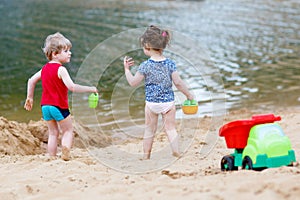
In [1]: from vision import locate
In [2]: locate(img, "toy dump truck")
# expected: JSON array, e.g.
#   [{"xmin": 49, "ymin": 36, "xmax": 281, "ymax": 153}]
[{"xmin": 219, "ymin": 114, "xmax": 296, "ymax": 171}]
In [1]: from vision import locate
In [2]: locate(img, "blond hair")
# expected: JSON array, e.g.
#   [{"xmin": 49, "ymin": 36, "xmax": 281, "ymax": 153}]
[
  {"xmin": 42, "ymin": 32, "xmax": 72, "ymax": 60},
  {"xmin": 140, "ymin": 25, "xmax": 171, "ymax": 51}
]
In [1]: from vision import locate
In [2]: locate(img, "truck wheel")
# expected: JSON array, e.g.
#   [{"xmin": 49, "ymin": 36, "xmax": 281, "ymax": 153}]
[
  {"xmin": 242, "ymin": 156, "xmax": 253, "ymax": 170},
  {"xmin": 221, "ymin": 155, "xmax": 238, "ymax": 171}
]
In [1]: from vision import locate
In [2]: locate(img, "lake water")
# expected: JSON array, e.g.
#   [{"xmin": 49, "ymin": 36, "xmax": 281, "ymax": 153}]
[{"xmin": 1, "ymin": 0, "xmax": 299, "ymax": 131}]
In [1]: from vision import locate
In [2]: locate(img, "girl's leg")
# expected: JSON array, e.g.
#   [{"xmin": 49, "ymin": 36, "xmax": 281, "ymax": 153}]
[
  {"xmin": 162, "ymin": 105, "xmax": 180, "ymax": 157},
  {"xmin": 46, "ymin": 120, "xmax": 60, "ymax": 156},
  {"xmin": 58, "ymin": 115, "xmax": 74, "ymax": 161},
  {"xmin": 143, "ymin": 106, "xmax": 158, "ymax": 159}
]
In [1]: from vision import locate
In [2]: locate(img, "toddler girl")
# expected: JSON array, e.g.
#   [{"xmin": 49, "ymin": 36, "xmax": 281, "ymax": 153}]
[{"xmin": 124, "ymin": 25, "xmax": 194, "ymax": 159}]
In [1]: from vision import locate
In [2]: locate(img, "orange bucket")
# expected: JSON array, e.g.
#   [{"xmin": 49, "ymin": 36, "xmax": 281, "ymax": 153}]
[{"xmin": 182, "ymin": 100, "xmax": 198, "ymax": 114}]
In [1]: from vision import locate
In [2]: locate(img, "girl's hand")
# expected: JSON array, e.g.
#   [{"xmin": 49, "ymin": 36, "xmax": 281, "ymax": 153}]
[
  {"xmin": 124, "ymin": 56, "xmax": 134, "ymax": 70},
  {"xmin": 187, "ymin": 94, "xmax": 195, "ymax": 101},
  {"xmin": 24, "ymin": 98, "xmax": 33, "ymax": 111}
]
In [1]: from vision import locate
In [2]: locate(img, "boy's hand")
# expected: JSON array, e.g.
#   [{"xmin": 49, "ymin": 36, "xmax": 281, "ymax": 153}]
[
  {"xmin": 92, "ymin": 86, "xmax": 98, "ymax": 94},
  {"xmin": 24, "ymin": 98, "xmax": 33, "ymax": 111},
  {"xmin": 124, "ymin": 56, "xmax": 134, "ymax": 70}
]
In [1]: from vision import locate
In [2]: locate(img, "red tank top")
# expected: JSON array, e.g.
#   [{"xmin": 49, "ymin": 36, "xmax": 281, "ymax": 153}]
[{"xmin": 41, "ymin": 62, "xmax": 69, "ymax": 109}]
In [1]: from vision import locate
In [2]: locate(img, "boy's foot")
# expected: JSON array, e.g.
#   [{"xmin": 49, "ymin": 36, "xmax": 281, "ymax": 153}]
[
  {"xmin": 61, "ymin": 146, "xmax": 71, "ymax": 161},
  {"xmin": 49, "ymin": 155, "xmax": 58, "ymax": 161},
  {"xmin": 44, "ymin": 154, "xmax": 57, "ymax": 162}
]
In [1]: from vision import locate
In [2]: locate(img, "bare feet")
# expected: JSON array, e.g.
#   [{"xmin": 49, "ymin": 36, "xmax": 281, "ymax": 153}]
[
  {"xmin": 172, "ymin": 152, "xmax": 181, "ymax": 158},
  {"xmin": 45, "ymin": 155, "xmax": 57, "ymax": 161},
  {"xmin": 140, "ymin": 152, "xmax": 181, "ymax": 160},
  {"xmin": 61, "ymin": 146, "xmax": 71, "ymax": 161},
  {"xmin": 141, "ymin": 153, "xmax": 150, "ymax": 160}
]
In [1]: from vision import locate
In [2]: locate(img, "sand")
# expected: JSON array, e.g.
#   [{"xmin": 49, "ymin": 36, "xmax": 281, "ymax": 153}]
[{"xmin": 0, "ymin": 109, "xmax": 300, "ymax": 200}]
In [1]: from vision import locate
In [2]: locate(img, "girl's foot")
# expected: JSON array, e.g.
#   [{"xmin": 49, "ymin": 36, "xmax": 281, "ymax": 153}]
[
  {"xmin": 142, "ymin": 153, "xmax": 151, "ymax": 160},
  {"xmin": 172, "ymin": 152, "xmax": 181, "ymax": 158},
  {"xmin": 61, "ymin": 146, "xmax": 71, "ymax": 161}
]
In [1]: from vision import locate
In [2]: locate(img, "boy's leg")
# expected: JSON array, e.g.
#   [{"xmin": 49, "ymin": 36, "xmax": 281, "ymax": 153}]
[
  {"xmin": 58, "ymin": 115, "xmax": 73, "ymax": 161},
  {"xmin": 143, "ymin": 106, "xmax": 158, "ymax": 159},
  {"xmin": 162, "ymin": 105, "xmax": 180, "ymax": 157},
  {"xmin": 46, "ymin": 120, "xmax": 59, "ymax": 156}
]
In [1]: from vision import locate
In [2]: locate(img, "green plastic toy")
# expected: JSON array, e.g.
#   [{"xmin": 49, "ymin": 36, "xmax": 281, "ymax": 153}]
[
  {"xmin": 219, "ymin": 114, "xmax": 296, "ymax": 171},
  {"xmin": 88, "ymin": 93, "xmax": 99, "ymax": 108}
]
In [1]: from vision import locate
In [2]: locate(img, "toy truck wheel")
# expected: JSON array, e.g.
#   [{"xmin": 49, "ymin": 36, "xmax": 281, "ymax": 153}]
[
  {"xmin": 221, "ymin": 155, "xmax": 238, "ymax": 171},
  {"xmin": 242, "ymin": 156, "xmax": 253, "ymax": 170}
]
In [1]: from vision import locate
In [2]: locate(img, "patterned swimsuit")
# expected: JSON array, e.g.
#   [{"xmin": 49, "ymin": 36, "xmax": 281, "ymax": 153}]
[{"xmin": 138, "ymin": 58, "xmax": 176, "ymax": 103}]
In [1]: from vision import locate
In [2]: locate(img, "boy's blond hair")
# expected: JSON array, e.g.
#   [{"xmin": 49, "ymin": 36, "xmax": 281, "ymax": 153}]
[{"xmin": 42, "ymin": 32, "xmax": 72, "ymax": 60}]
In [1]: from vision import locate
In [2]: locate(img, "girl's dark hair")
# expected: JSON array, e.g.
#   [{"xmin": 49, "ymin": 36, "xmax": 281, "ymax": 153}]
[{"xmin": 139, "ymin": 25, "xmax": 171, "ymax": 51}]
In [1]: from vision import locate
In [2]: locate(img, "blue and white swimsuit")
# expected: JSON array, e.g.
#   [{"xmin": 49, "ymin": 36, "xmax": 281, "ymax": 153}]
[{"xmin": 138, "ymin": 58, "xmax": 176, "ymax": 114}]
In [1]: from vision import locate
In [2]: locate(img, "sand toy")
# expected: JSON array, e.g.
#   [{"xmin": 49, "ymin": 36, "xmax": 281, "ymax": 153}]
[
  {"xmin": 219, "ymin": 114, "xmax": 296, "ymax": 171},
  {"xmin": 88, "ymin": 93, "xmax": 99, "ymax": 108},
  {"xmin": 182, "ymin": 100, "xmax": 198, "ymax": 114}
]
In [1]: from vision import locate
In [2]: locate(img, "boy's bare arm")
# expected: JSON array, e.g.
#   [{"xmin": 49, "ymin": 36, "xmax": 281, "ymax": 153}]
[{"xmin": 24, "ymin": 70, "xmax": 42, "ymax": 110}]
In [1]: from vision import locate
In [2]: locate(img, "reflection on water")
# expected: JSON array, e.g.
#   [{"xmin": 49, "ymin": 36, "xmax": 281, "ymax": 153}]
[{"xmin": 0, "ymin": 0, "xmax": 299, "ymax": 128}]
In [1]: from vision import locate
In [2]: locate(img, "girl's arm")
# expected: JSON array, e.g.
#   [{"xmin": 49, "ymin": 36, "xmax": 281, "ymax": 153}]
[
  {"xmin": 124, "ymin": 56, "xmax": 144, "ymax": 87},
  {"xmin": 24, "ymin": 70, "xmax": 42, "ymax": 111},
  {"xmin": 124, "ymin": 70, "xmax": 144, "ymax": 87},
  {"xmin": 58, "ymin": 66, "xmax": 98, "ymax": 93},
  {"xmin": 172, "ymin": 71, "xmax": 194, "ymax": 100}
]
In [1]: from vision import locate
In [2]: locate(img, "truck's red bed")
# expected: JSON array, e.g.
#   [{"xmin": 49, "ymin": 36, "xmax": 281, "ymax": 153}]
[{"xmin": 219, "ymin": 114, "xmax": 281, "ymax": 149}]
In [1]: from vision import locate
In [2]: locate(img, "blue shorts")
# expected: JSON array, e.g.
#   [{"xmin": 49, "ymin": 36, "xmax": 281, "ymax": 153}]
[{"xmin": 42, "ymin": 105, "xmax": 70, "ymax": 121}]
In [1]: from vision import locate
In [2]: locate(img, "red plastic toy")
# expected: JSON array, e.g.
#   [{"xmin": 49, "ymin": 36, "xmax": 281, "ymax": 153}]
[{"xmin": 219, "ymin": 114, "xmax": 281, "ymax": 149}]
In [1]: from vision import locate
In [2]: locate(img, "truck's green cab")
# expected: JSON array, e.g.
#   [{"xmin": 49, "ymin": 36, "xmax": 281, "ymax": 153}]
[{"xmin": 242, "ymin": 123, "xmax": 295, "ymax": 169}]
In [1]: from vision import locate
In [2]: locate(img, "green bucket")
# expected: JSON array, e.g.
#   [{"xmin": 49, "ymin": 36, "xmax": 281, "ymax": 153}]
[{"xmin": 88, "ymin": 93, "xmax": 99, "ymax": 108}]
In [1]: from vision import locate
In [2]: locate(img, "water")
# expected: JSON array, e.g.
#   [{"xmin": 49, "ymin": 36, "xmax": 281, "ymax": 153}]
[{"xmin": 0, "ymin": 0, "xmax": 299, "ymax": 130}]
